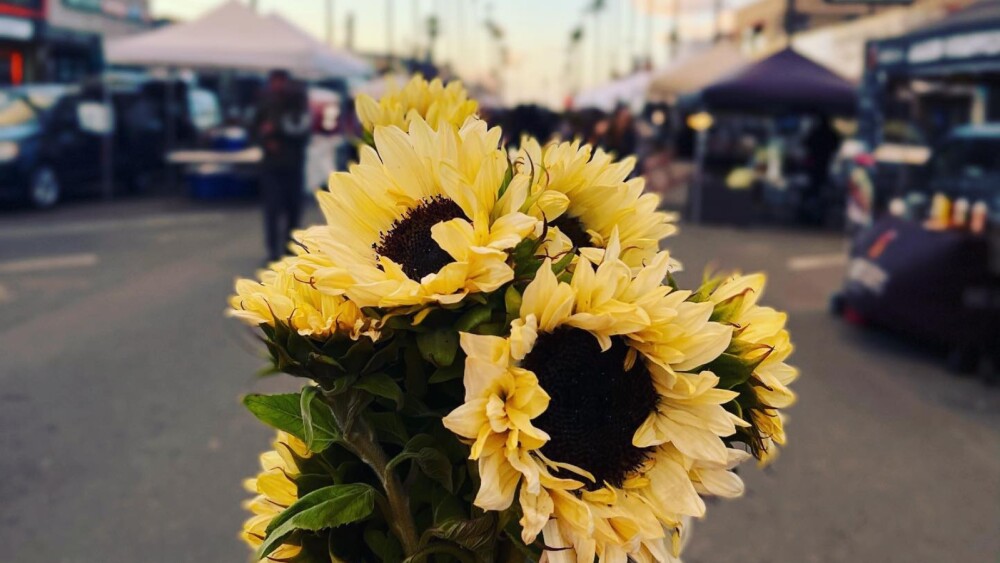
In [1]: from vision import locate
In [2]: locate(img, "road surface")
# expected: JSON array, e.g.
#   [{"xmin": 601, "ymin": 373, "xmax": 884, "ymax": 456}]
[{"xmin": 0, "ymin": 198, "xmax": 997, "ymax": 562}]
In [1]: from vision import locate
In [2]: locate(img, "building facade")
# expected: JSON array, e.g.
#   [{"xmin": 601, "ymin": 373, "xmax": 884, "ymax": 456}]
[
  {"xmin": 0, "ymin": 0, "xmax": 150, "ymax": 85},
  {"xmin": 731, "ymin": 0, "xmax": 975, "ymax": 57}
]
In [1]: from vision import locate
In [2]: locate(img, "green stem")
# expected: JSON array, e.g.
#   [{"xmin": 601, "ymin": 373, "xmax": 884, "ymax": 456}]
[{"xmin": 324, "ymin": 391, "xmax": 420, "ymax": 557}]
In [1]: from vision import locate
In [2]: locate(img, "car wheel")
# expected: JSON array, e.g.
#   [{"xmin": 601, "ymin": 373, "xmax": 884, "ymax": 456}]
[{"xmin": 28, "ymin": 166, "xmax": 60, "ymax": 209}]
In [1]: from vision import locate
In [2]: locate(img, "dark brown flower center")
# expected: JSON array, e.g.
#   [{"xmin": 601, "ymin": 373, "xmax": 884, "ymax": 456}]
[
  {"xmin": 374, "ymin": 197, "xmax": 465, "ymax": 280},
  {"xmin": 522, "ymin": 327, "xmax": 657, "ymax": 489},
  {"xmin": 551, "ymin": 214, "xmax": 592, "ymax": 249}
]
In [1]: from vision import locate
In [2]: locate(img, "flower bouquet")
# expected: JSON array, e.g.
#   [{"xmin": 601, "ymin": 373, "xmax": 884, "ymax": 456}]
[{"xmin": 230, "ymin": 77, "xmax": 797, "ymax": 563}]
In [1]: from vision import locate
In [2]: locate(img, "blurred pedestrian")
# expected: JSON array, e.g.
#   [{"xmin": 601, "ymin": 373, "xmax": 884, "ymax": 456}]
[
  {"xmin": 600, "ymin": 104, "xmax": 638, "ymax": 159},
  {"xmin": 802, "ymin": 115, "xmax": 841, "ymax": 224},
  {"xmin": 254, "ymin": 69, "xmax": 311, "ymax": 262},
  {"xmin": 804, "ymin": 115, "xmax": 840, "ymax": 193}
]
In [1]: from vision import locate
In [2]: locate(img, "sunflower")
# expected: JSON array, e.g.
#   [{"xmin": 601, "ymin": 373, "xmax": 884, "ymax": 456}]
[
  {"xmin": 499, "ymin": 138, "xmax": 676, "ymax": 268},
  {"xmin": 240, "ymin": 431, "xmax": 312, "ymax": 562},
  {"xmin": 228, "ymin": 255, "xmax": 375, "ymax": 340},
  {"xmin": 701, "ymin": 273, "xmax": 798, "ymax": 463},
  {"xmin": 443, "ymin": 254, "xmax": 744, "ymax": 561},
  {"xmin": 356, "ymin": 75, "xmax": 479, "ymax": 135},
  {"xmin": 303, "ymin": 116, "xmax": 536, "ymax": 308}
]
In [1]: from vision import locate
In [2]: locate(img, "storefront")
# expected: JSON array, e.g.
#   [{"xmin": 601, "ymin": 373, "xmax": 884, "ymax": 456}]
[
  {"xmin": 860, "ymin": 0, "xmax": 1000, "ymax": 147},
  {"xmin": 0, "ymin": 0, "xmax": 148, "ymax": 86},
  {"xmin": 0, "ymin": 0, "xmax": 42, "ymax": 85}
]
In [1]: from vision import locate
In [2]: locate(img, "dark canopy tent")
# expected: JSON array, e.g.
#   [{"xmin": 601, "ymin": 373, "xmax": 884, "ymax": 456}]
[{"xmin": 697, "ymin": 48, "xmax": 858, "ymax": 116}]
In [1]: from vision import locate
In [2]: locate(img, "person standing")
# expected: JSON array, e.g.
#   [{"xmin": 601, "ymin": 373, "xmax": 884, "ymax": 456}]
[
  {"xmin": 802, "ymin": 115, "xmax": 841, "ymax": 224},
  {"xmin": 254, "ymin": 69, "xmax": 311, "ymax": 262}
]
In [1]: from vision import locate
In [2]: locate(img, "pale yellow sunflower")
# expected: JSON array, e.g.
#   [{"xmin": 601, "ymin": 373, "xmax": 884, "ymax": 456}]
[
  {"xmin": 228, "ymin": 254, "xmax": 375, "ymax": 340},
  {"xmin": 240, "ymin": 431, "xmax": 312, "ymax": 562},
  {"xmin": 303, "ymin": 116, "xmax": 537, "ymax": 308},
  {"xmin": 498, "ymin": 137, "xmax": 676, "ymax": 268},
  {"xmin": 705, "ymin": 273, "xmax": 798, "ymax": 463},
  {"xmin": 356, "ymin": 75, "xmax": 478, "ymax": 135},
  {"xmin": 443, "ymin": 254, "xmax": 743, "ymax": 562}
]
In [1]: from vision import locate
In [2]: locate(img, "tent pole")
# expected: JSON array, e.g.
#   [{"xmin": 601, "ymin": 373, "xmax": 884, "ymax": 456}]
[
  {"xmin": 691, "ymin": 126, "xmax": 707, "ymax": 224},
  {"xmin": 165, "ymin": 70, "xmax": 176, "ymax": 195},
  {"xmin": 785, "ymin": 0, "xmax": 796, "ymax": 45}
]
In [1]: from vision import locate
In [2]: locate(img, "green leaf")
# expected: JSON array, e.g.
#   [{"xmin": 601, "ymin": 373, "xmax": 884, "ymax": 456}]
[
  {"xmin": 366, "ymin": 411, "xmax": 410, "ymax": 446},
  {"xmin": 551, "ymin": 250, "xmax": 575, "ymax": 275},
  {"xmin": 404, "ymin": 345, "xmax": 428, "ymax": 399},
  {"xmin": 364, "ymin": 526, "xmax": 403, "ymax": 562},
  {"xmin": 300, "ymin": 386, "xmax": 320, "ymax": 451},
  {"xmin": 287, "ymin": 330, "xmax": 319, "ymax": 362},
  {"xmin": 705, "ymin": 352, "xmax": 766, "ymax": 390},
  {"xmin": 362, "ymin": 338, "xmax": 401, "ymax": 375},
  {"xmin": 354, "ymin": 372, "xmax": 404, "ymax": 410},
  {"xmin": 404, "ymin": 543, "xmax": 479, "ymax": 563},
  {"xmin": 710, "ymin": 289, "xmax": 753, "ymax": 323},
  {"xmin": 257, "ymin": 483, "xmax": 376, "ymax": 559},
  {"xmin": 428, "ymin": 363, "xmax": 463, "ymax": 384},
  {"xmin": 504, "ymin": 285, "xmax": 522, "ymax": 322},
  {"xmin": 243, "ymin": 392, "xmax": 340, "ymax": 452},
  {"xmin": 416, "ymin": 329, "xmax": 459, "ymax": 367},
  {"xmin": 387, "ymin": 434, "xmax": 454, "ymax": 492},
  {"xmin": 455, "ymin": 306, "xmax": 494, "ymax": 332},
  {"xmin": 497, "ymin": 160, "xmax": 515, "ymax": 199},
  {"xmin": 420, "ymin": 514, "xmax": 498, "ymax": 562}
]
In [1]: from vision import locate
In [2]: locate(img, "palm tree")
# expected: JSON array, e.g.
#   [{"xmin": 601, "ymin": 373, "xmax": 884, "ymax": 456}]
[
  {"xmin": 567, "ymin": 25, "xmax": 585, "ymax": 93},
  {"xmin": 588, "ymin": 0, "xmax": 607, "ymax": 85}
]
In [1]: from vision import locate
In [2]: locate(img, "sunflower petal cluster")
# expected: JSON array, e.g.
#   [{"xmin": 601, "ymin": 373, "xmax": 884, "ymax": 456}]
[
  {"xmin": 693, "ymin": 273, "xmax": 799, "ymax": 464},
  {"xmin": 240, "ymin": 431, "xmax": 313, "ymax": 562},
  {"xmin": 229, "ymin": 76, "xmax": 798, "ymax": 563},
  {"xmin": 357, "ymin": 75, "xmax": 479, "ymax": 137}
]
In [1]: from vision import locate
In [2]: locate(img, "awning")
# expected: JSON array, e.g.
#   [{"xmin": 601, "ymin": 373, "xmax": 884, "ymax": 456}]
[
  {"xmin": 870, "ymin": 0, "xmax": 1000, "ymax": 77},
  {"xmin": 697, "ymin": 48, "xmax": 858, "ymax": 115},
  {"xmin": 647, "ymin": 42, "xmax": 748, "ymax": 103},
  {"xmin": 105, "ymin": 1, "xmax": 372, "ymax": 79},
  {"xmin": 572, "ymin": 72, "xmax": 652, "ymax": 112}
]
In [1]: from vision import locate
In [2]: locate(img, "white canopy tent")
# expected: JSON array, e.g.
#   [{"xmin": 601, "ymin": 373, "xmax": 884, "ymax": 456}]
[
  {"xmin": 105, "ymin": 1, "xmax": 372, "ymax": 78},
  {"xmin": 647, "ymin": 42, "xmax": 748, "ymax": 103},
  {"xmin": 572, "ymin": 72, "xmax": 652, "ymax": 113}
]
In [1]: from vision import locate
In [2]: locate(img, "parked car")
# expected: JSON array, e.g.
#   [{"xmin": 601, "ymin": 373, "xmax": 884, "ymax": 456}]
[
  {"xmin": 0, "ymin": 81, "xmax": 224, "ymax": 209},
  {"xmin": 0, "ymin": 84, "xmax": 114, "ymax": 208}
]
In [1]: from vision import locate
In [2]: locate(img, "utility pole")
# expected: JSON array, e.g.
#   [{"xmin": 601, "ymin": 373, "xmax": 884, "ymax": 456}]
[
  {"xmin": 646, "ymin": 0, "xmax": 654, "ymax": 69},
  {"xmin": 413, "ymin": 0, "xmax": 421, "ymax": 58},
  {"xmin": 628, "ymin": 0, "xmax": 637, "ymax": 71},
  {"xmin": 671, "ymin": 0, "xmax": 680, "ymax": 61},
  {"xmin": 713, "ymin": 0, "xmax": 723, "ymax": 43},
  {"xmin": 325, "ymin": 0, "xmax": 334, "ymax": 46},
  {"xmin": 386, "ymin": 0, "xmax": 394, "ymax": 66},
  {"xmin": 784, "ymin": 0, "xmax": 797, "ymax": 44}
]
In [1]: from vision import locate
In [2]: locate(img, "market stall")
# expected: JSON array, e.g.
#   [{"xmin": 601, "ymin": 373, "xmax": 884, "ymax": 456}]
[
  {"xmin": 857, "ymin": 1, "xmax": 1000, "ymax": 209},
  {"xmin": 833, "ymin": 121, "xmax": 1000, "ymax": 377},
  {"xmin": 105, "ymin": 1, "xmax": 371, "ymax": 79},
  {"xmin": 572, "ymin": 72, "xmax": 652, "ymax": 113},
  {"xmin": 105, "ymin": 1, "xmax": 372, "ymax": 199},
  {"xmin": 646, "ymin": 42, "xmax": 748, "ymax": 104},
  {"xmin": 686, "ymin": 48, "xmax": 857, "ymax": 225}
]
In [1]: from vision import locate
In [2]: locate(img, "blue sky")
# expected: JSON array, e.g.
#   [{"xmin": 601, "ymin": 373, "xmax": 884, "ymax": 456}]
[{"xmin": 151, "ymin": 0, "xmax": 729, "ymax": 105}]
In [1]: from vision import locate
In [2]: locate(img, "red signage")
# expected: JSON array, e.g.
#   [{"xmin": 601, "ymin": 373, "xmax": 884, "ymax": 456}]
[{"xmin": 0, "ymin": 0, "xmax": 44, "ymax": 20}]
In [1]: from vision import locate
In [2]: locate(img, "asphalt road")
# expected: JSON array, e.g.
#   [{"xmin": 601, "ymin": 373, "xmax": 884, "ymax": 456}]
[{"xmin": 0, "ymin": 198, "xmax": 997, "ymax": 563}]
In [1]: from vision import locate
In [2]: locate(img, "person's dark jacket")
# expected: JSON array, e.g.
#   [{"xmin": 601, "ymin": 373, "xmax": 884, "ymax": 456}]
[{"xmin": 254, "ymin": 83, "xmax": 311, "ymax": 170}]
